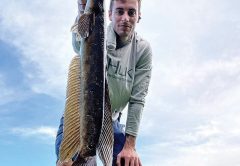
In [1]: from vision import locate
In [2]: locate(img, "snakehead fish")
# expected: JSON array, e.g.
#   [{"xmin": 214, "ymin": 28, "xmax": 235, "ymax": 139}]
[{"xmin": 59, "ymin": 0, "xmax": 113, "ymax": 165}]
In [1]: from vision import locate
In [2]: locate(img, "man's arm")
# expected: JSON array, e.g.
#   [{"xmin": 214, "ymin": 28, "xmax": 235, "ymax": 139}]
[
  {"xmin": 126, "ymin": 39, "xmax": 152, "ymax": 136},
  {"xmin": 117, "ymin": 39, "xmax": 152, "ymax": 166}
]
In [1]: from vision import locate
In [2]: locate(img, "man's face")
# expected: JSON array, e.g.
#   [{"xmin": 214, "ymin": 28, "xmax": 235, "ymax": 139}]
[{"xmin": 109, "ymin": 0, "xmax": 140, "ymax": 41}]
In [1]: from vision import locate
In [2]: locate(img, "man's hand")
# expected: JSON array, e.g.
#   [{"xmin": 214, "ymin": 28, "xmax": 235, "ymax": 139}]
[
  {"xmin": 56, "ymin": 160, "xmax": 73, "ymax": 166},
  {"xmin": 116, "ymin": 134, "xmax": 142, "ymax": 166}
]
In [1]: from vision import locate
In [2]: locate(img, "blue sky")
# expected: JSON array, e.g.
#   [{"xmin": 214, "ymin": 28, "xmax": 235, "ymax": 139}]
[{"xmin": 1, "ymin": 0, "xmax": 240, "ymax": 165}]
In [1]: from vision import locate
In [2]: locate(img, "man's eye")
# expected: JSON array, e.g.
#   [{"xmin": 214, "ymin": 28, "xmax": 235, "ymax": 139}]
[
  {"xmin": 115, "ymin": 9, "xmax": 124, "ymax": 15},
  {"xmin": 128, "ymin": 9, "xmax": 136, "ymax": 17}
]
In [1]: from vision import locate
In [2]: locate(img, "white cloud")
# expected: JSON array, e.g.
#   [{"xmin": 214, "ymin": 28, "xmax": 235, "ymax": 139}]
[
  {"xmin": 134, "ymin": 1, "xmax": 240, "ymax": 165},
  {"xmin": 0, "ymin": 0, "xmax": 112, "ymax": 99},
  {"xmin": 11, "ymin": 126, "xmax": 57, "ymax": 142},
  {"xmin": 139, "ymin": 54, "xmax": 240, "ymax": 164},
  {"xmin": 160, "ymin": 56, "xmax": 240, "ymax": 92},
  {"xmin": 139, "ymin": 116, "xmax": 240, "ymax": 166},
  {"xmin": 0, "ymin": 0, "xmax": 77, "ymax": 98},
  {"xmin": 161, "ymin": 144, "xmax": 240, "ymax": 166}
]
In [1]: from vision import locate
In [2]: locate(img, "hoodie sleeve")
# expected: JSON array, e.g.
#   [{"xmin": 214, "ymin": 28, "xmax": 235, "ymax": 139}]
[{"xmin": 125, "ymin": 39, "xmax": 152, "ymax": 137}]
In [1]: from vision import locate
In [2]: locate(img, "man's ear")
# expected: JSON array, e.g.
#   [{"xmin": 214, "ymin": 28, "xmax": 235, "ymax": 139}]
[
  {"xmin": 108, "ymin": 10, "xmax": 112, "ymax": 21},
  {"xmin": 137, "ymin": 12, "xmax": 141, "ymax": 23}
]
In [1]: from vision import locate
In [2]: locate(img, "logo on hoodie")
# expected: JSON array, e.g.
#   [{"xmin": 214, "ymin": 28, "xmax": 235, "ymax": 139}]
[{"xmin": 107, "ymin": 57, "xmax": 133, "ymax": 82}]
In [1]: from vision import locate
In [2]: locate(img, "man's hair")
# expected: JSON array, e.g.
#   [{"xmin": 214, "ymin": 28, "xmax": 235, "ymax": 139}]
[{"xmin": 109, "ymin": 0, "xmax": 141, "ymax": 12}]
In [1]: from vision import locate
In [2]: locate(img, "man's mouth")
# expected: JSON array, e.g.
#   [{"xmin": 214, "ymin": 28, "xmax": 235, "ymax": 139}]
[{"xmin": 119, "ymin": 24, "xmax": 131, "ymax": 29}]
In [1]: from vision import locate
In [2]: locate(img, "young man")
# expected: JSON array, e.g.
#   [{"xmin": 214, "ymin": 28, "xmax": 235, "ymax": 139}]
[{"xmin": 55, "ymin": 0, "xmax": 152, "ymax": 165}]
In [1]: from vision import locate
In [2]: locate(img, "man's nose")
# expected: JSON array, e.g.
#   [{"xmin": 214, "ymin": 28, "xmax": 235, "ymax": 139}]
[{"xmin": 121, "ymin": 11, "xmax": 130, "ymax": 21}]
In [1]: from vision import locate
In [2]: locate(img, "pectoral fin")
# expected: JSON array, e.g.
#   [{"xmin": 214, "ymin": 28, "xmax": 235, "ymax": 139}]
[{"xmin": 78, "ymin": 13, "xmax": 94, "ymax": 38}]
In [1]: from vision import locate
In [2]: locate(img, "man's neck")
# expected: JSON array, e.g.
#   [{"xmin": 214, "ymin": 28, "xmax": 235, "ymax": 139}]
[{"xmin": 116, "ymin": 33, "xmax": 132, "ymax": 49}]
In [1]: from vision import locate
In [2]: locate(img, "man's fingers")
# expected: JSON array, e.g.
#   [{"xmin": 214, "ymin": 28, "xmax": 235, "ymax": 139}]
[
  {"xmin": 125, "ymin": 157, "xmax": 130, "ymax": 166},
  {"xmin": 139, "ymin": 158, "xmax": 142, "ymax": 166},
  {"xmin": 135, "ymin": 157, "xmax": 139, "ymax": 166},
  {"xmin": 57, "ymin": 160, "xmax": 73, "ymax": 166},
  {"xmin": 130, "ymin": 158, "xmax": 135, "ymax": 166},
  {"xmin": 116, "ymin": 155, "xmax": 121, "ymax": 166}
]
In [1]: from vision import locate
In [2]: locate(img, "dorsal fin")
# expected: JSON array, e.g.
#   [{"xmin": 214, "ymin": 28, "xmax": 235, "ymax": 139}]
[{"xmin": 59, "ymin": 56, "xmax": 81, "ymax": 162}]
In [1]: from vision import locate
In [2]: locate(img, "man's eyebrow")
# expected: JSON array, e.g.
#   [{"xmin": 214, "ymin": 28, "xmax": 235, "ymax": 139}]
[
  {"xmin": 115, "ymin": 7, "xmax": 136, "ymax": 10},
  {"xmin": 115, "ymin": 7, "xmax": 124, "ymax": 10}
]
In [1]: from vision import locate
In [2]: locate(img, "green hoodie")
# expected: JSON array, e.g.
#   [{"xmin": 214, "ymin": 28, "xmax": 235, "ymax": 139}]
[{"xmin": 72, "ymin": 23, "xmax": 152, "ymax": 137}]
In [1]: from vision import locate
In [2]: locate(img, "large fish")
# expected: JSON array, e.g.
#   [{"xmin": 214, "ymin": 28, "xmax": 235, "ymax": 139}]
[{"xmin": 59, "ymin": 0, "xmax": 113, "ymax": 165}]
